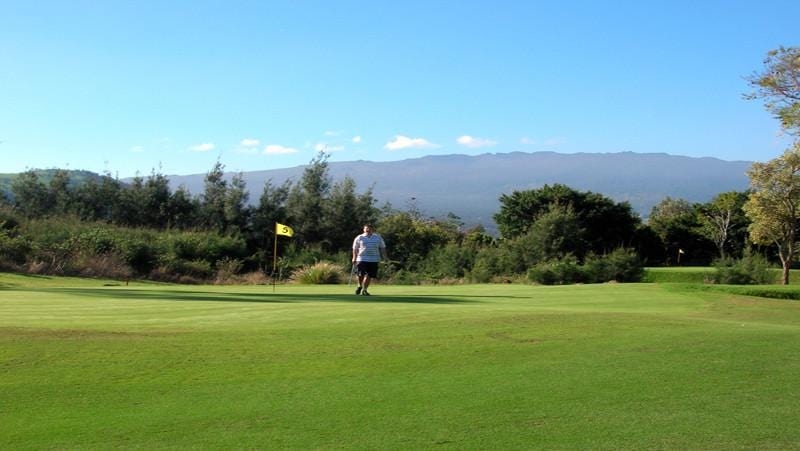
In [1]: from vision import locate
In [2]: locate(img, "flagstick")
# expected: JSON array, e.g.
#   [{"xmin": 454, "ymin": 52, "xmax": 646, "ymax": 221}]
[{"xmin": 273, "ymin": 225, "xmax": 278, "ymax": 293}]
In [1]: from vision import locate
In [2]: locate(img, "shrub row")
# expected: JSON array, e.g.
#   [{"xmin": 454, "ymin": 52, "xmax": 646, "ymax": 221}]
[
  {"xmin": 527, "ymin": 249, "xmax": 644, "ymax": 285},
  {"xmin": 1, "ymin": 215, "xmax": 253, "ymax": 283}
]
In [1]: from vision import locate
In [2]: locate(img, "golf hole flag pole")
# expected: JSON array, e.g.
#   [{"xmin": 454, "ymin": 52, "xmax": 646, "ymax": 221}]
[{"xmin": 273, "ymin": 223, "xmax": 294, "ymax": 289}]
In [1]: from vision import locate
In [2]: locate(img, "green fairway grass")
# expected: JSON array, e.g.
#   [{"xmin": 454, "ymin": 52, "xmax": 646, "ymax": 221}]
[
  {"xmin": 643, "ymin": 266, "xmax": 717, "ymax": 283},
  {"xmin": 2, "ymin": 273, "xmax": 800, "ymax": 449}
]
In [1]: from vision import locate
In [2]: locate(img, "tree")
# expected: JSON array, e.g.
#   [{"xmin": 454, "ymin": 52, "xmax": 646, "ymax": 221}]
[
  {"xmin": 114, "ymin": 174, "xmax": 147, "ymax": 227},
  {"xmin": 378, "ymin": 212, "xmax": 455, "ymax": 270},
  {"xmin": 11, "ymin": 170, "xmax": 50, "ymax": 218},
  {"xmin": 321, "ymin": 177, "xmax": 381, "ymax": 253},
  {"xmin": 697, "ymin": 191, "xmax": 750, "ymax": 259},
  {"xmin": 648, "ymin": 197, "xmax": 715, "ymax": 265},
  {"xmin": 224, "ymin": 173, "xmax": 250, "ymax": 233},
  {"xmin": 73, "ymin": 173, "xmax": 122, "ymax": 222},
  {"xmin": 743, "ymin": 144, "xmax": 800, "ymax": 284},
  {"xmin": 494, "ymin": 184, "xmax": 640, "ymax": 259},
  {"xmin": 324, "ymin": 177, "xmax": 361, "ymax": 253},
  {"xmin": 141, "ymin": 170, "xmax": 172, "ymax": 228},
  {"xmin": 631, "ymin": 224, "xmax": 665, "ymax": 266},
  {"xmin": 747, "ymin": 46, "xmax": 800, "ymax": 135},
  {"xmin": 251, "ymin": 179, "xmax": 291, "ymax": 267},
  {"xmin": 201, "ymin": 161, "xmax": 228, "ymax": 233},
  {"xmin": 495, "ymin": 184, "xmax": 579, "ymax": 238},
  {"xmin": 286, "ymin": 152, "xmax": 331, "ymax": 245},
  {"xmin": 168, "ymin": 185, "xmax": 200, "ymax": 229},
  {"xmin": 522, "ymin": 203, "xmax": 584, "ymax": 263},
  {"xmin": 48, "ymin": 169, "xmax": 72, "ymax": 216}
]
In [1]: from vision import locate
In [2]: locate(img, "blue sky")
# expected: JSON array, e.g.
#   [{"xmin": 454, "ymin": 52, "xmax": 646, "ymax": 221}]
[{"xmin": 1, "ymin": 0, "xmax": 797, "ymax": 178}]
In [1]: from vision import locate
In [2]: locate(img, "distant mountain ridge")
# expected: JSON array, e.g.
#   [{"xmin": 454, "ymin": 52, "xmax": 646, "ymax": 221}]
[{"xmin": 157, "ymin": 151, "xmax": 753, "ymax": 229}]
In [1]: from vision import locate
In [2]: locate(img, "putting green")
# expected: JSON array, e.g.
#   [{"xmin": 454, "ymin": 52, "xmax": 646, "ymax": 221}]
[{"xmin": 2, "ymin": 274, "xmax": 800, "ymax": 449}]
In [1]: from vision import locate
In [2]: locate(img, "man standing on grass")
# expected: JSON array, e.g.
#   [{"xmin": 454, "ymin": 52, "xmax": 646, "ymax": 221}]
[{"xmin": 352, "ymin": 224, "xmax": 388, "ymax": 296}]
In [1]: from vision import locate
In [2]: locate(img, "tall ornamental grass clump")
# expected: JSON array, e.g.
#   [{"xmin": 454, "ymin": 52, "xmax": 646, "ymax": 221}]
[{"xmin": 290, "ymin": 262, "xmax": 346, "ymax": 284}]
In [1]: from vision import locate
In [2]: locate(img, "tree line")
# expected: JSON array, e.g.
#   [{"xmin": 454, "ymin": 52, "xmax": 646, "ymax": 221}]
[
  {"xmin": 1, "ymin": 45, "xmax": 798, "ymax": 284},
  {"xmin": 0, "ymin": 152, "xmax": 772, "ymax": 285}
]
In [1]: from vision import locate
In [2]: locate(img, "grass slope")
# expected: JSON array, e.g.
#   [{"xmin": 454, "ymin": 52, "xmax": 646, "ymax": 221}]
[{"xmin": 2, "ymin": 273, "xmax": 800, "ymax": 449}]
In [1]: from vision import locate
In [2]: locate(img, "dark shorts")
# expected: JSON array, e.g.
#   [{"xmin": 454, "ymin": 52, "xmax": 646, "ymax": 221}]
[{"xmin": 356, "ymin": 261, "xmax": 379, "ymax": 278}]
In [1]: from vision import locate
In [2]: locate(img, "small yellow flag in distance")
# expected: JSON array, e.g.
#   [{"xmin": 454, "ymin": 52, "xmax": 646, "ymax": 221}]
[{"xmin": 276, "ymin": 223, "xmax": 294, "ymax": 237}]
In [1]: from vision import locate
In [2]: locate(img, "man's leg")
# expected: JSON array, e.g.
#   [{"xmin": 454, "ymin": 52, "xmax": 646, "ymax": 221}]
[{"xmin": 361, "ymin": 262, "xmax": 377, "ymax": 295}]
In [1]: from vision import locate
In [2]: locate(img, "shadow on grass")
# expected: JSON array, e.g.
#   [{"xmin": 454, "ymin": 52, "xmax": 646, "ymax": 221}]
[{"xmin": 32, "ymin": 288, "xmax": 479, "ymax": 305}]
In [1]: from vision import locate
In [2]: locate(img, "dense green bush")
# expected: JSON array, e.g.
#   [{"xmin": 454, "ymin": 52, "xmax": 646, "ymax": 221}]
[
  {"xmin": 467, "ymin": 259, "xmax": 494, "ymax": 283},
  {"xmin": 117, "ymin": 235, "xmax": 161, "ymax": 274},
  {"xmin": 528, "ymin": 249, "xmax": 643, "ymax": 285},
  {"xmin": 418, "ymin": 243, "xmax": 477, "ymax": 280},
  {"xmin": 168, "ymin": 232, "xmax": 247, "ymax": 263},
  {"xmin": 527, "ymin": 257, "xmax": 586, "ymax": 285},
  {"xmin": 584, "ymin": 248, "xmax": 644, "ymax": 283},
  {"xmin": 0, "ymin": 206, "xmax": 21, "ymax": 231},
  {"xmin": 711, "ymin": 254, "xmax": 774, "ymax": 285},
  {"xmin": 0, "ymin": 229, "xmax": 30, "ymax": 268}
]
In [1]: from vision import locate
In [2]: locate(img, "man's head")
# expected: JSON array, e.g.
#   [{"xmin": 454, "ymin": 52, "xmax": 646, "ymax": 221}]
[{"xmin": 362, "ymin": 224, "xmax": 373, "ymax": 235}]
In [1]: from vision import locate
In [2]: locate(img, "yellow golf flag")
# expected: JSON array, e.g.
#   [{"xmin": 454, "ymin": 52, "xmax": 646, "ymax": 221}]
[{"xmin": 276, "ymin": 223, "xmax": 294, "ymax": 237}]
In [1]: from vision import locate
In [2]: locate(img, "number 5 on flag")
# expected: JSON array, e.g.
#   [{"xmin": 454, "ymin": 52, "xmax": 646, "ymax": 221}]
[{"xmin": 275, "ymin": 223, "xmax": 294, "ymax": 237}]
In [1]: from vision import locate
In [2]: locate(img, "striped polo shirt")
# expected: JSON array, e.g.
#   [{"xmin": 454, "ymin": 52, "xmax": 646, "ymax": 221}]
[{"xmin": 353, "ymin": 233, "xmax": 386, "ymax": 263}]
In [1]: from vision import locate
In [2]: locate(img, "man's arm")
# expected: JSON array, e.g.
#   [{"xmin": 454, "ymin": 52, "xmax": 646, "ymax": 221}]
[{"xmin": 379, "ymin": 237, "xmax": 388, "ymax": 260}]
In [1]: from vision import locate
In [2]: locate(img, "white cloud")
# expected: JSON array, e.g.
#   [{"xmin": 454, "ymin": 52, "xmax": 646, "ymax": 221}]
[
  {"xmin": 240, "ymin": 138, "xmax": 260, "ymax": 147},
  {"xmin": 520, "ymin": 137, "xmax": 536, "ymax": 145},
  {"xmin": 384, "ymin": 135, "xmax": 439, "ymax": 151},
  {"xmin": 352, "ymin": 135, "xmax": 362, "ymax": 144},
  {"xmin": 190, "ymin": 143, "xmax": 215, "ymax": 152},
  {"xmin": 457, "ymin": 135, "xmax": 497, "ymax": 148},
  {"xmin": 130, "ymin": 145, "xmax": 145, "ymax": 153},
  {"xmin": 264, "ymin": 144, "xmax": 299, "ymax": 155}
]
